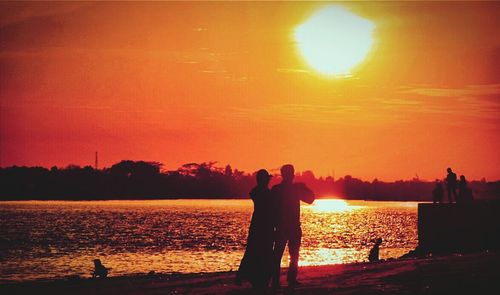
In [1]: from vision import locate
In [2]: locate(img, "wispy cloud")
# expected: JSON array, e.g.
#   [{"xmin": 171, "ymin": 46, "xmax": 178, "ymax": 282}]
[
  {"xmin": 397, "ymin": 84, "xmax": 500, "ymax": 98},
  {"xmin": 276, "ymin": 68, "xmax": 311, "ymax": 74},
  {"xmin": 193, "ymin": 27, "xmax": 208, "ymax": 32},
  {"xmin": 199, "ymin": 69, "xmax": 228, "ymax": 74},
  {"xmin": 395, "ymin": 84, "xmax": 500, "ymax": 122},
  {"xmin": 63, "ymin": 105, "xmax": 112, "ymax": 111},
  {"xmin": 209, "ymin": 103, "xmax": 390, "ymax": 125},
  {"xmin": 379, "ymin": 98, "xmax": 421, "ymax": 106}
]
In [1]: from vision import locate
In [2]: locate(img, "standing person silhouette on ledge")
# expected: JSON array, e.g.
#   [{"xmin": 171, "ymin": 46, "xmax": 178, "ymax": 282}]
[
  {"xmin": 445, "ymin": 168, "xmax": 458, "ymax": 203},
  {"xmin": 432, "ymin": 180, "xmax": 444, "ymax": 204},
  {"xmin": 271, "ymin": 164, "xmax": 315, "ymax": 289},
  {"xmin": 457, "ymin": 175, "xmax": 474, "ymax": 203}
]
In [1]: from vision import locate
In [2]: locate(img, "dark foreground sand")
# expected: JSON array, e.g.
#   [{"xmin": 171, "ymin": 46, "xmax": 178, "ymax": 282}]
[{"xmin": 2, "ymin": 252, "xmax": 500, "ymax": 294}]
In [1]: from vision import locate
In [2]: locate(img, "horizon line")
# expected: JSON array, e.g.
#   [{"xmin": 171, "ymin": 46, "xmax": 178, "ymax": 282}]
[{"xmin": 1, "ymin": 162, "xmax": 497, "ymax": 183}]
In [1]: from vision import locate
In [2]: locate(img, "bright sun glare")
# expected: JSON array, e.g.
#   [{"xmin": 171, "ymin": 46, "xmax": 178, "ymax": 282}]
[
  {"xmin": 311, "ymin": 199, "xmax": 356, "ymax": 213},
  {"xmin": 294, "ymin": 5, "xmax": 375, "ymax": 77}
]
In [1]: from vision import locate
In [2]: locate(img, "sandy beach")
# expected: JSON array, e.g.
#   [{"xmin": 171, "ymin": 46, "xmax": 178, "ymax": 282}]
[{"xmin": 2, "ymin": 252, "xmax": 499, "ymax": 294}]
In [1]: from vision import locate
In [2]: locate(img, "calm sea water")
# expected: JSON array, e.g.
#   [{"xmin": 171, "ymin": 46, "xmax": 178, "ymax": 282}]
[{"xmin": 0, "ymin": 199, "xmax": 418, "ymax": 282}]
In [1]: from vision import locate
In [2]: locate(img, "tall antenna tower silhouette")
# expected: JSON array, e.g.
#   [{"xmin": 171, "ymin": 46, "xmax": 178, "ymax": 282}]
[{"xmin": 95, "ymin": 151, "xmax": 98, "ymax": 170}]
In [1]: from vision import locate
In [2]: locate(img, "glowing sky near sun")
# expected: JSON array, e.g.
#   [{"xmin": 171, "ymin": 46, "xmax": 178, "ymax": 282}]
[
  {"xmin": 295, "ymin": 5, "xmax": 374, "ymax": 76},
  {"xmin": 0, "ymin": 2, "xmax": 499, "ymax": 180}
]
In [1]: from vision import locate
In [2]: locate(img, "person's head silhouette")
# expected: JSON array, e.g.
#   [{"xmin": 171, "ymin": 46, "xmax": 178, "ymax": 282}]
[
  {"xmin": 256, "ymin": 169, "xmax": 272, "ymax": 187},
  {"xmin": 280, "ymin": 164, "xmax": 295, "ymax": 184},
  {"xmin": 447, "ymin": 167, "xmax": 452, "ymax": 173}
]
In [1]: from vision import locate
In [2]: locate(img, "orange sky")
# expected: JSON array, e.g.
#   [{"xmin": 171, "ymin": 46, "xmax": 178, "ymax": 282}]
[{"xmin": 1, "ymin": 1, "xmax": 499, "ymax": 181}]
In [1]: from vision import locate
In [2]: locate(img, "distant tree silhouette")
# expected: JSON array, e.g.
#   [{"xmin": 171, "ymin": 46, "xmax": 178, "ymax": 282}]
[{"xmin": 0, "ymin": 161, "xmax": 499, "ymax": 201}]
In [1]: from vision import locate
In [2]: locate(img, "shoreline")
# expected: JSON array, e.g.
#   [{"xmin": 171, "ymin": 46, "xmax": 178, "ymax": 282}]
[
  {"xmin": 0, "ymin": 198, "xmax": 428, "ymax": 201},
  {"xmin": 2, "ymin": 252, "xmax": 499, "ymax": 294}
]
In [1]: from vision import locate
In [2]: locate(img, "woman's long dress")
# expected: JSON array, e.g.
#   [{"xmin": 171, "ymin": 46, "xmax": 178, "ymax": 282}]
[{"xmin": 236, "ymin": 185, "xmax": 275, "ymax": 287}]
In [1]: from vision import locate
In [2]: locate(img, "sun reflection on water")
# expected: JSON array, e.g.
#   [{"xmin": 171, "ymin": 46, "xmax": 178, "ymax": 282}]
[
  {"xmin": 299, "ymin": 248, "xmax": 353, "ymax": 266},
  {"xmin": 308, "ymin": 198, "xmax": 365, "ymax": 213}
]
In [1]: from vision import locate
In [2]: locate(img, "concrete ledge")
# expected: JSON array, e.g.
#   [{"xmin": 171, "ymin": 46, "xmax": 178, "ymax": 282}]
[{"xmin": 418, "ymin": 202, "xmax": 500, "ymax": 253}]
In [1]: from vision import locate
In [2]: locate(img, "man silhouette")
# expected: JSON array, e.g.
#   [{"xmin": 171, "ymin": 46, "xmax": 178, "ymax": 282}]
[
  {"xmin": 445, "ymin": 168, "xmax": 457, "ymax": 203},
  {"xmin": 271, "ymin": 164, "xmax": 315, "ymax": 288}
]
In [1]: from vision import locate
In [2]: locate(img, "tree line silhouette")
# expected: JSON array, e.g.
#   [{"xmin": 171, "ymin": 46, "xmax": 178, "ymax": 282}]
[{"xmin": 0, "ymin": 160, "xmax": 499, "ymax": 201}]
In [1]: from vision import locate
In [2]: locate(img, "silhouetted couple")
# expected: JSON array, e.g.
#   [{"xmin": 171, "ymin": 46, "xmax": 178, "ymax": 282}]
[
  {"xmin": 236, "ymin": 164, "xmax": 315, "ymax": 290},
  {"xmin": 444, "ymin": 168, "xmax": 473, "ymax": 204}
]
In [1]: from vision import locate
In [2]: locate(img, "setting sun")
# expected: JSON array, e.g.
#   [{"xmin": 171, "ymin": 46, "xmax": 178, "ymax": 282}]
[{"xmin": 294, "ymin": 5, "xmax": 375, "ymax": 77}]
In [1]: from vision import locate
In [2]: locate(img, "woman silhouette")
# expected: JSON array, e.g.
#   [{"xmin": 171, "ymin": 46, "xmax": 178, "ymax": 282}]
[{"xmin": 236, "ymin": 169, "xmax": 275, "ymax": 289}]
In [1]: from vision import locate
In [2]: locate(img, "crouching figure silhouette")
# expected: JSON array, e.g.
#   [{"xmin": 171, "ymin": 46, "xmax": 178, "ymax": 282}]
[
  {"xmin": 368, "ymin": 238, "xmax": 382, "ymax": 262},
  {"xmin": 92, "ymin": 259, "xmax": 109, "ymax": 278}
]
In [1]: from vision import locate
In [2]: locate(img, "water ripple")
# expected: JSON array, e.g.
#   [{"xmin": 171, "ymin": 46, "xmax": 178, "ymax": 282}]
[{"xmin": 0, "ymin": 199, "xmax": 418, "ymax": 282}]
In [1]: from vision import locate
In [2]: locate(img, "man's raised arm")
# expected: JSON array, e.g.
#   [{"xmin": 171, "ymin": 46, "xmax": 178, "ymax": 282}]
[{"xmin": 295, "ymin": 182, "xmax": 315, "ymax": 204}]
